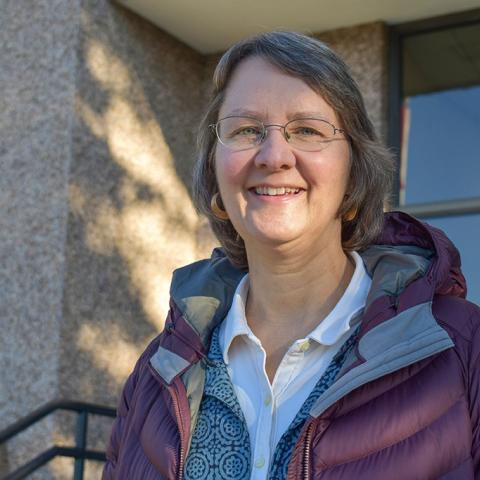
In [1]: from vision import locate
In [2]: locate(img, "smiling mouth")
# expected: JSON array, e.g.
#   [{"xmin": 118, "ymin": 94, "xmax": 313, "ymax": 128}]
[{"xmin": 252, "ymin": 186, "xmax": 302, "ymax": 196}]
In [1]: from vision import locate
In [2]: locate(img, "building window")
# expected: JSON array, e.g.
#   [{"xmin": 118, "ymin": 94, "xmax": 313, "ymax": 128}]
[{"xmin": 389, "ymin": 10, "xmax": 480, "ymax": 303}]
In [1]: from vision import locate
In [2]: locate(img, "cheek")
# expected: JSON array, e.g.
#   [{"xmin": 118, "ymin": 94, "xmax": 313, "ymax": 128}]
[
  {"xmin": 305, "ymin": 151, "xmax": 351, "ymax": 201},
  {"xmin": 308, "ymin": 161, "xmax": 349, "ymax": 190},
  {"xmin": 215, "ymin": 148, "xmax": 250, "ymax": 188}
]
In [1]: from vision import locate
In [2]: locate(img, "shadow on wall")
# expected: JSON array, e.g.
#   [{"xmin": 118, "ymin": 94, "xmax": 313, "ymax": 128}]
[{"xmin": 50, "ymin": 3, "xmax": 217, "ymax": 476}]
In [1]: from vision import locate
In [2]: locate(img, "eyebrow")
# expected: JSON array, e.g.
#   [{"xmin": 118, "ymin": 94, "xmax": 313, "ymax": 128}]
[
  {"xmin": 289, "ymin": 111, "xmax": 331, "ymax": 121},
  {"xmin": 222, "ymin": 108, "xmax": 264, "ymax": 118},
  {"xmin": 221, "ymin": 108, "xmax": 333, "ymax": 122}
]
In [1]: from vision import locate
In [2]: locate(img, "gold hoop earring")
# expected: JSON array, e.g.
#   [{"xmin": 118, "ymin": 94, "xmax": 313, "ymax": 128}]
[
  {"xmin": 344, "ymin": 207, "xmax": 358, "ymax": 222},
  {"xmin": 211, "ymin": 193, "xmax": 229, "ymax": 220}
]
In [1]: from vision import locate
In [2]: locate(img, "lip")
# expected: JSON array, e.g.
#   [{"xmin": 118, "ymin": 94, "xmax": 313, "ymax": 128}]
[{"xmin": 248, "ymin": 184, "xmax": 306, "ymax": 190}]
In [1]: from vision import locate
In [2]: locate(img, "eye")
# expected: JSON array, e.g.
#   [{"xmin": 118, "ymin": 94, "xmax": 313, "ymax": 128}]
[
  {"xmin": 292, "ymin": 126, "xmax": 323, "ymax": 137},
  {"xmin": 287, "ymin": 119, "xmax": 333, "ymax": 142},
  {"xmin": 230, "ymin": 125, "xmax": 262, "ymax": 137}
]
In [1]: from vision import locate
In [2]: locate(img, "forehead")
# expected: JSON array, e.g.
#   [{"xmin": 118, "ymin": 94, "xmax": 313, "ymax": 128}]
[{"xmin": 219, "ymin": 56, "xmax": 337, "ymax": 122}]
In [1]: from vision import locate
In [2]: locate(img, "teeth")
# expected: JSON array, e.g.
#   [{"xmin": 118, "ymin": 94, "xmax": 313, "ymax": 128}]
[{"xmin": 254, "ymin": 187, "xmax": 300, "ymax": 195}]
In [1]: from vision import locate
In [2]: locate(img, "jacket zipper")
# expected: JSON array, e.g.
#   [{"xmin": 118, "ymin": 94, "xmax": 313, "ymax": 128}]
[
  {"xmin": 169, "ymin": 381, "xmax": 186, "ymax": 480},
  {"xmin": 302, "ymin": 422, "xmax": 314, "ymax": 480}
]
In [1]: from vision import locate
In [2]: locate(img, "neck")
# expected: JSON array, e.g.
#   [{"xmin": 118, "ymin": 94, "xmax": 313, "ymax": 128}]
[{"xmin": 244, "ymin": 236, "xmax": 355, "ymax": 349}]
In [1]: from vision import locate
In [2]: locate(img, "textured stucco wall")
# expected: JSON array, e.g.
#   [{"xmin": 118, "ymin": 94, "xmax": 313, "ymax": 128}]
[
  {"xmin": 0, "ymin": 0, "xmax": 81, "ymax": 478},
  {"xmin": 0, "ymin": 3, "xmax": 389, "ymax": 478}
]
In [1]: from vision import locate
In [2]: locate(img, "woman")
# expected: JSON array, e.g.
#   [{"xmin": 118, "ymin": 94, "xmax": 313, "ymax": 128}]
[{"xmin": 103, "ymin": 32, "xmax": 480, "ymax": 479}]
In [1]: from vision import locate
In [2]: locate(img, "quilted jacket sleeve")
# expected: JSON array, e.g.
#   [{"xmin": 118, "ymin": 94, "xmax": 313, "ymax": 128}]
[
  {"xmin": 469, "ymin": 303, "xmax": 480, "ymax": 479},
  {"xmin": 102, "ymin": 335, "xmax": 162, "ymax": 480}
]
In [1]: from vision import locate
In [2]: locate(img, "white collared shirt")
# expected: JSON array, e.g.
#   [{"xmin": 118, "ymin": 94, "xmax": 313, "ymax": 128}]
[{"xmin": 218, "ymin": 251, "xmax": 371, "ymax": 479}]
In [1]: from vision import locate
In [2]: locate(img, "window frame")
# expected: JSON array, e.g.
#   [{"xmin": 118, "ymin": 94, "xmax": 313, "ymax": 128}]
[{"xmin": 388, "ymin": 8, "xmax": 480, "ymax": 218}]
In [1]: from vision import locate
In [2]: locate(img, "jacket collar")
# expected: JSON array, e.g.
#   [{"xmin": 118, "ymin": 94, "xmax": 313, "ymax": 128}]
[{"xmin": 150, "ymin": 211, "xmax": 463, "ymax": 386}]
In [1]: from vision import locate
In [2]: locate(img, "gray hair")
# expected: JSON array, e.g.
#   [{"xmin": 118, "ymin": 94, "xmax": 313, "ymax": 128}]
[{"xmin": 193, "ymin": 31, "xmax": 394, "ymax": 269}]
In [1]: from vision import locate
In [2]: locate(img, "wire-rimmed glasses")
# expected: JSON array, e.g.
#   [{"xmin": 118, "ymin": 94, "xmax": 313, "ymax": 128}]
[{"xmin": 210, "ymin": 116, "xmax": 345, "ymax": 152}]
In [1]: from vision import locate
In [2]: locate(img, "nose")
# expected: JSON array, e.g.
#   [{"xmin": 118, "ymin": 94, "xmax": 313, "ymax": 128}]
[{"xmin": 253, "ymin": 126, "xmax": 296, "ymax": 170}]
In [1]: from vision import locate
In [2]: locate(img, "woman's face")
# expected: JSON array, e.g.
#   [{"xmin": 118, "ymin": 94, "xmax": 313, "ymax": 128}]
[{"xmin": 215, "ymin": 56, "xmax": 351, "ymax": 254}]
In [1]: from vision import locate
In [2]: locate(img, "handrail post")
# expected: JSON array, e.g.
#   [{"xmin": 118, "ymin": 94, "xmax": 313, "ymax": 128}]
[
  {"xmin": 73, "ymin": 410, "xmax": 88, "ymax": 480},
  {"xmin": 0, "ymin": 400, "xmax": 115, "ymax": 479}
]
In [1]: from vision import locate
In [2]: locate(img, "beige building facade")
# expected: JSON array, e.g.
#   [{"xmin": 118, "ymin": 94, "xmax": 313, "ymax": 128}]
[{"xmin": 1, "ymin": 0, "xmax": 478, "ymax": 478}]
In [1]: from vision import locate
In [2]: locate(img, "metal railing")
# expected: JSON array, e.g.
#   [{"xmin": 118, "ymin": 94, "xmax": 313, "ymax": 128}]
[{"xmin": 0, "ymin": 400, "xmax": 116, "ymax": 480}]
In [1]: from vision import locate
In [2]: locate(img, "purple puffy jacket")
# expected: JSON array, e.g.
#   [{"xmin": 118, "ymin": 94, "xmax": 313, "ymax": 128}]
[{"xmin": 103, "ymin": 212, "xmax": 480, "ymax": 479}]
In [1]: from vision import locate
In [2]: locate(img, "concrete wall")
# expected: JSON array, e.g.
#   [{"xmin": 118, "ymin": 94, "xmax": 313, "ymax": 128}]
[
  {"xmin": 0, "ymin": 1, "xmax": 81, "ymax": 477},
  {"xmin": 0, "ymin": 2, "xmax": 388, "ymax": 478}
]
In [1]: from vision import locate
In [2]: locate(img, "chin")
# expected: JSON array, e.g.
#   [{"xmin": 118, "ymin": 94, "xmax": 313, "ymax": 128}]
[{"xmin": 244, "ymin": 221, "xmax": 305, "ymax": 246}]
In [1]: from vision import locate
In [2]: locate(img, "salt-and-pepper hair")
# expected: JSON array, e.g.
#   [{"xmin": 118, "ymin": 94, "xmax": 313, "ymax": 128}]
[{"xmin": 193, "ymin": 31, "xmax": 394, "ymax": 269}]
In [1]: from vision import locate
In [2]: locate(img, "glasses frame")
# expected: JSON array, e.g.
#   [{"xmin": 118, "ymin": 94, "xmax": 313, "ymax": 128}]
[{"xmin": 210, "ymin": 115, "xmax": 346, "ymax": 151}]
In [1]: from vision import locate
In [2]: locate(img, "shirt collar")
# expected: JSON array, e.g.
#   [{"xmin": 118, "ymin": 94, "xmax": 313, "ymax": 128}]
[{"xmin": 218, "ymin": 273, "xmax": 251, "ymax": 364}]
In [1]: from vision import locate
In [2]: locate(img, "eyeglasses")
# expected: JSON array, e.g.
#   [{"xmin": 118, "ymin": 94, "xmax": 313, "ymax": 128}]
[{"xmin": 210, "ymin": 116, "xmax": 346, "ymax": 152}]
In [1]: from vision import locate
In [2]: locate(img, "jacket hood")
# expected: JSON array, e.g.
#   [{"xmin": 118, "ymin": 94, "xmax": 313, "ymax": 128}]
[{"xmin": 375, "ymin": 211, "xmax": 466, "ymax": 298}]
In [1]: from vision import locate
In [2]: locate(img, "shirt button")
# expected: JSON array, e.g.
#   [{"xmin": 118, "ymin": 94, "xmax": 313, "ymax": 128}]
[
  {"xmin": 299, "ymin": 340, "xmax": 310, "ymax": 352},
  {"xmin": 254, "ymin": 456, "xmax": 265, "ymax": 468},
  {"xmin": 264, "ymin": 395, "xmax": 272, "ymax": 406}
]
